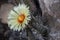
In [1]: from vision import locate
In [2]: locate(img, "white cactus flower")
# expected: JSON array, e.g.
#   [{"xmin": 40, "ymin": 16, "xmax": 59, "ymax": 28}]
[{"xmin": 8, "ymin": 4, "xmax": 31, "ymax": 31}]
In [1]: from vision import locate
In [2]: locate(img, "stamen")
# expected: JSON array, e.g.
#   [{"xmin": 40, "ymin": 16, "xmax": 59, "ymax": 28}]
[{"xmin": 18, "ymin": 14, "xmax": 25, "ymax": 23}]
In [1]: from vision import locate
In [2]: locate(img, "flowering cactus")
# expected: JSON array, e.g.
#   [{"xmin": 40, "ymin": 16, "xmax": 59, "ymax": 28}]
[{"xmin": 8, "ymin": 4, "xmax": 31, "ymax": 31}]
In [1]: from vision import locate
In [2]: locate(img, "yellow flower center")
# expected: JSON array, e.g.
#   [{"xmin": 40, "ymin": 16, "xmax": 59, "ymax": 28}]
[{"xmin": 18, "ymin": 14, "xmax": 25, "ymax": 23}]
